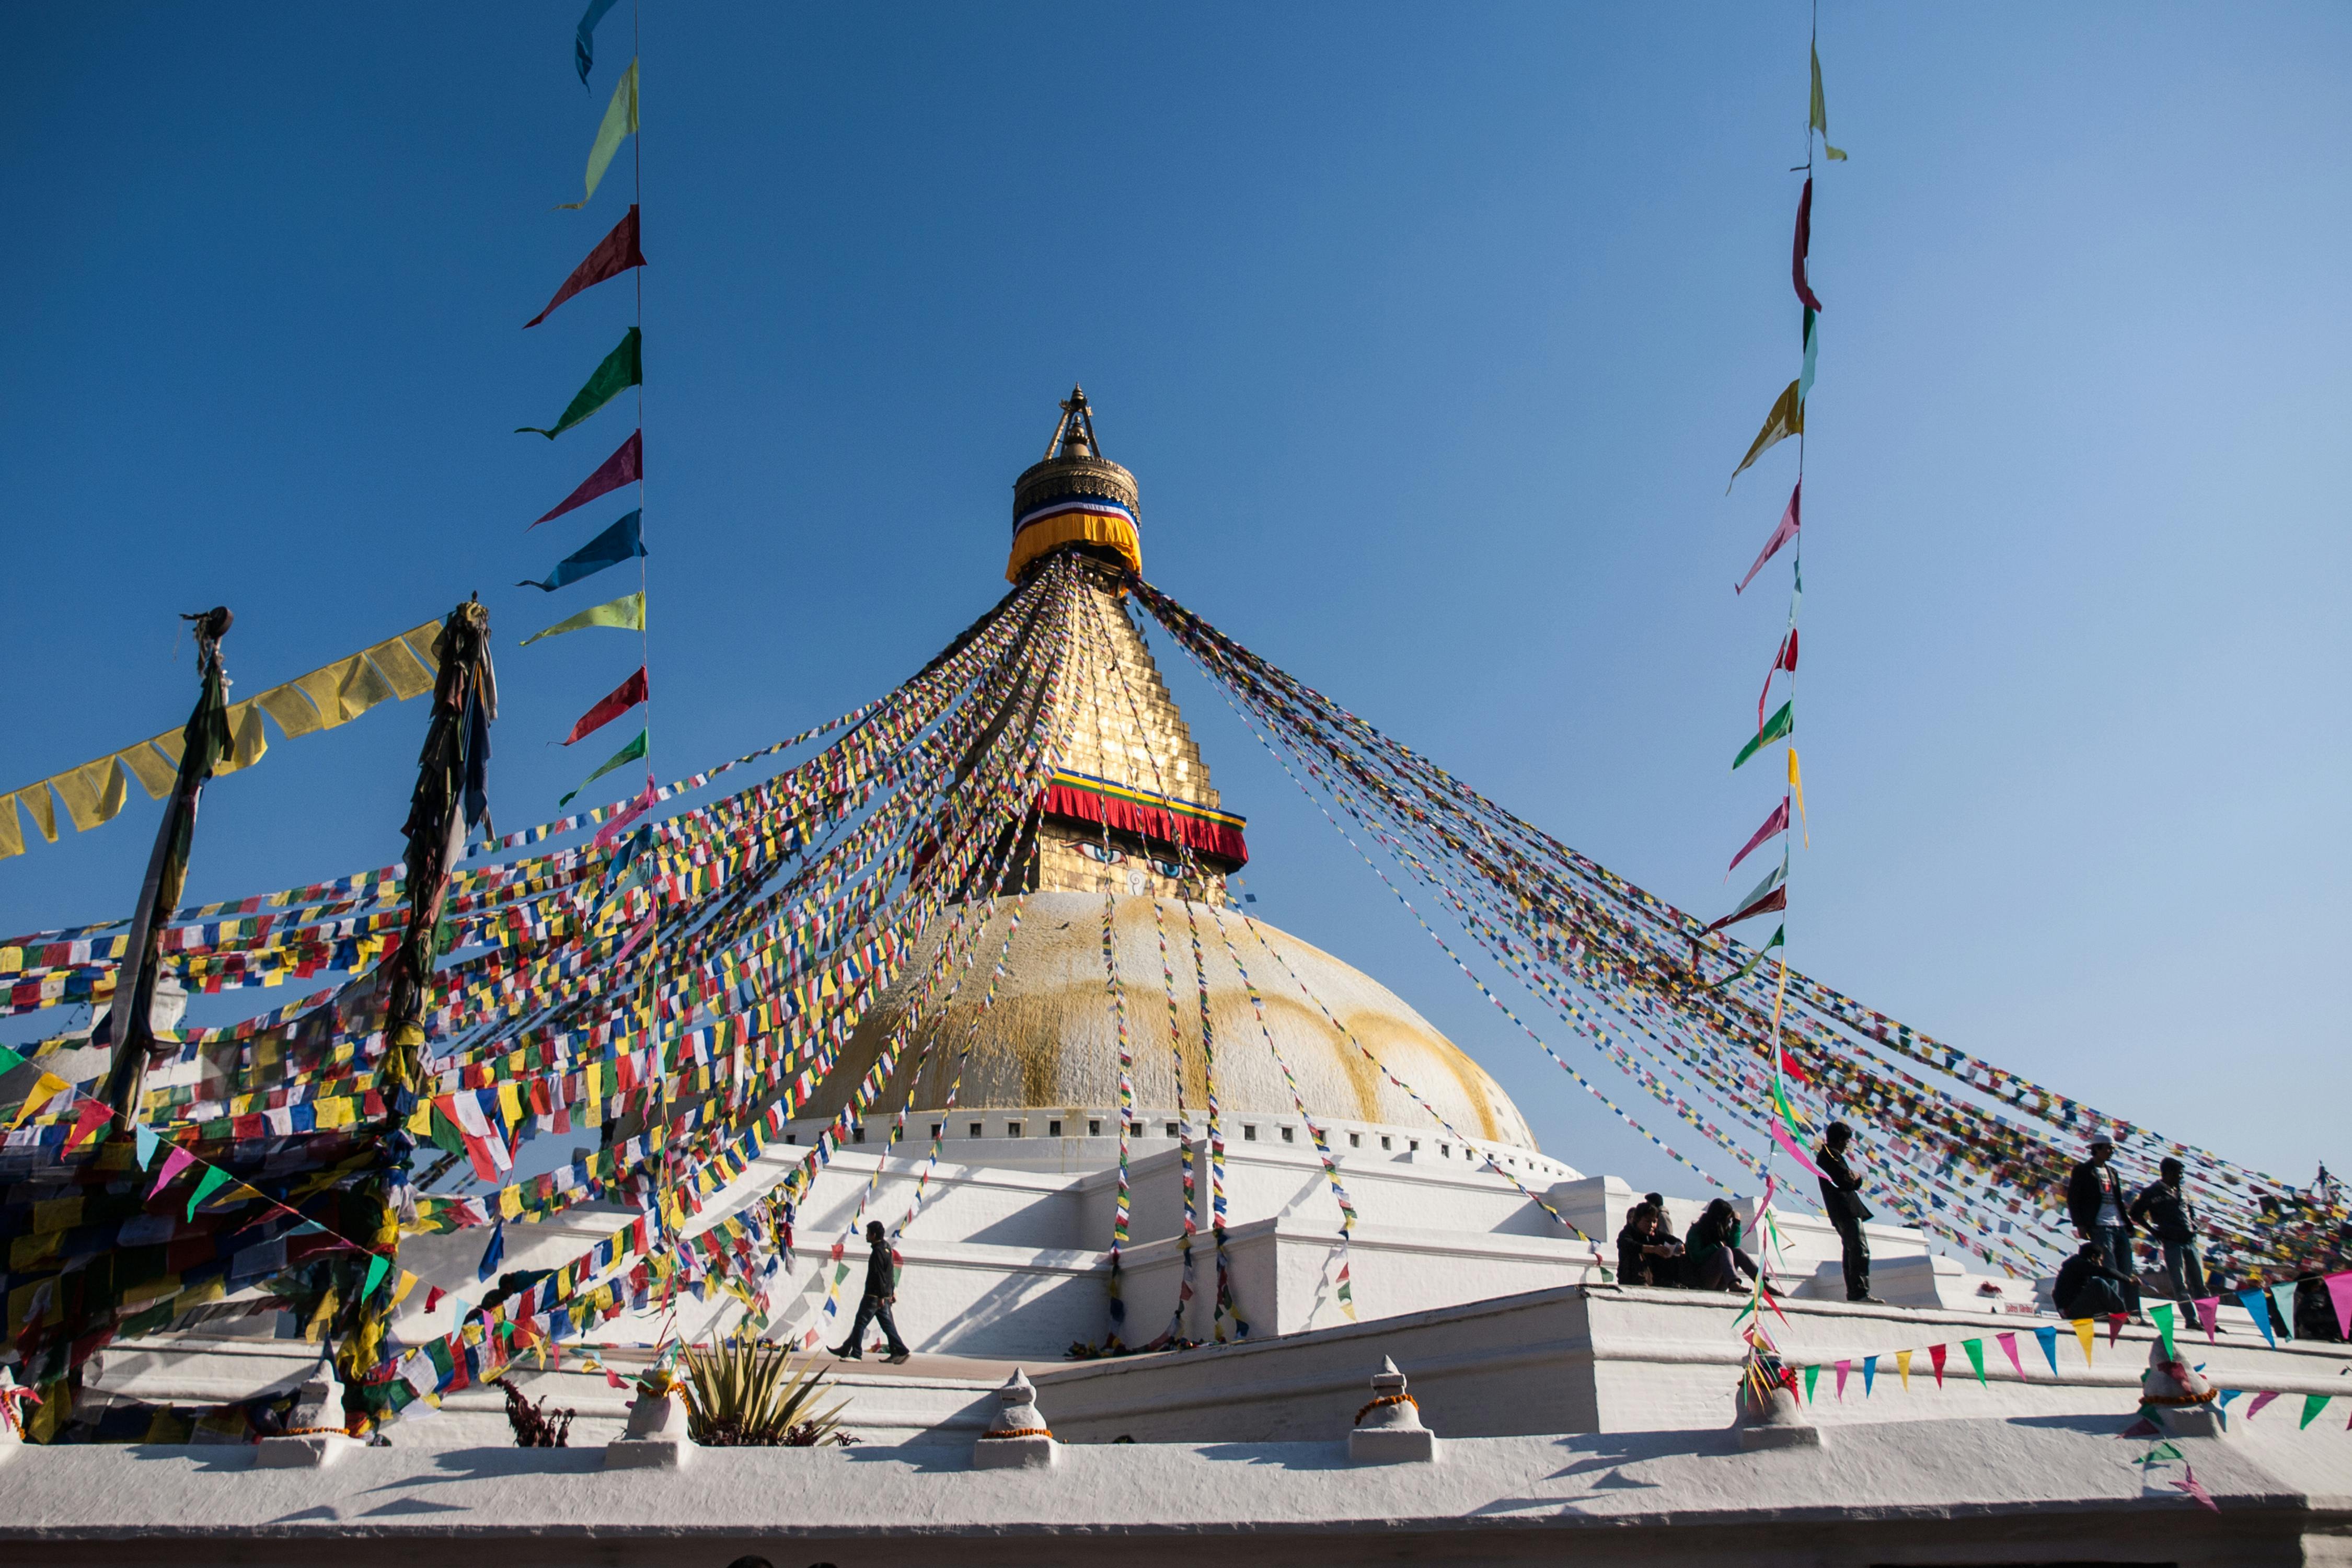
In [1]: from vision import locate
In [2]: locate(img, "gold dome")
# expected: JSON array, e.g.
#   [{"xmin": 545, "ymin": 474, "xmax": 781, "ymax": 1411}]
[{"xmin": 816, "ymin": 892, "xmax": 1537, "ymax": 1150}]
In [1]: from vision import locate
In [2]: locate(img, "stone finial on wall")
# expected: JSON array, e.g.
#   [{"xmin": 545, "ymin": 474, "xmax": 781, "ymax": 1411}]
[{"xmin": 975, "ymin": 1368, "xmax": 1057, "ymax": 1470}]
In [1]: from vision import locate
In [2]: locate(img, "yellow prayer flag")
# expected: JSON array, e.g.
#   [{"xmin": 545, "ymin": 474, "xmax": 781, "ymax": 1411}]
[
  {"xmin": 336, "ymin": 655, "xmax": 398, "ymax": 723},
  {"xmin": 19, "ymin": 785, "xmax": 59, "ymax": 844},
  {"xmin": 10, "ymin": 1072, "xmax": 71, "ymax": 1130},
  {"xmin": 255, "ymin": 683, "xmax": 328, "ymax": 740},
  {"xmin": 401, "ymin": 621, "xmax": 444, "ymax": 674},
  {"xmin": 1727, "ymin": 380, "xmax": 1804, "ymax": 492},
  {"xmin": 116, "ymin": 742, "xmax": 179, "ymax": 800},
  {"xmin": 1786, "ymin": 747, "xmax": 1809, "ymax": 847},
  {"xmin": 291, "ymin": 660, "xmax": 360, "ymax": 731},
  {"xmin": 1895, "ymin": 1349, "xmax": 1912, "ymax": 1389},
  {"xmin": 47, "ymin": 761, "xmax": 108, "ymax": 832},
  {"xmin": 212, "ymin": 701, "xmax": 269, "ymax": 776},
  {"xmin": 559, "ymin": 59, "xmax": 638, "ymax": 210},
  {"xmin": 2073, "ymin": 1317, "xmax": 2095, "ymax": 1366},
  {"xmin": 0, "ymin": 794, "xmax": 22, "ymax": 860},
  {"xmin": 364, "ymin": 635, "xmax": 435, "ymax": 700}
]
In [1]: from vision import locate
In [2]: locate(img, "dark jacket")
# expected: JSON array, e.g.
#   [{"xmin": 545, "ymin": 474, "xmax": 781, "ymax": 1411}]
[
  {"xmin": 1816, "ymin": 1146, "xmax": 1872, "ymax": 1224},
  {"xmin": 1615, "ymin": 1224, "xmax": 1681, "ymax": 1288},
  {"xmin": 2066, "ymin": 1159, "xmax": 2133, "ymax": 1237},
  {"xmin": 861, "ymin": 1236, "xmax": 897, "ymax": 1302},
  {"xmin": 1682, "ymin": 1210, "xmax": 1755, "ymax": 1292},
  {"xmin": 2128, "ymin": 1180, "xmax": 2197, "ymax": 1244},
  {"xmin": 2053, "ymin": 1249, "xmax": 2132, "ymax": 1318}
]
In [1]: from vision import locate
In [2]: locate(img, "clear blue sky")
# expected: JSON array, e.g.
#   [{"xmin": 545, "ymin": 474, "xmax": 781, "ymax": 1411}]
[{"xmin": 6, "ymin": 5, "xmax": 2346, "ymax": 1199}]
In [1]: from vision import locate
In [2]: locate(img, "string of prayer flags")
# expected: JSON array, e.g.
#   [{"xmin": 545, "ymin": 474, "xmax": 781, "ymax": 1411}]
[
  {"xmin": 1727, "ymin": 381, "xmax": 1803, "ymax": 492},
  {"xmin": 525, "ymin": 205, "xmax": 645, "ymax": 328},
  {"xmin": 561, "ymin": 729, "xmax": 647, "ymax": 806},
  {"xmin": 519, "ymin": 590, "xmax": 644, "ymax": 647},
  {"xmin": 1734, "ymin": 701, "xmax": 1795, "ymax": 770},
  {"xmin": 558, "ymin": 58, "xmax": 638, "ymax": 210},
  {"xmin": 517, "ymin": 327, "xmax": 641, "ymax": 440},
  {"xmin": 574, "ymin": 0, "xmax": 622, "ymax": 87},
  {"xmin": 1792, "ymin": 178, "xmax": 1824, "ymax": 312},
  {"xmin": 535, "ymin": 431, "xmax": 641, "ymax": 525},
  {"xmin": 521, "ymin": 510, "xmax": 645, "ymax": 592},
  {"xmin": 1737, "ymin": 482, "xmax": 1802, "ymax": 595},
  {"xmin": 564, "ymin": 666, "xmax": 649, "ymax": 745},
  {"xmin": 1808, "ymin": 45, "xmax": 1848, "ymax": 160}
]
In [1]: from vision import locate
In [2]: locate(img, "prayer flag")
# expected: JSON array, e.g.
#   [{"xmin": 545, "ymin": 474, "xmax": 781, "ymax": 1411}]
[
  {"xmin": 10, "ymin": 1071, "xmax": 70, "ymax": 1129},
  {"xmin": 1929, "ymin": 1343, "xmax": 1947, "ymax": 1388},
  {"xmin": 563, "ymin": 666, "xmax": 648, "ymax": 745},
  {"xmin": 2327, "ymin": 1271, "xmax": 2352, "ymax": 1339},
  {"xmin": 521, "ymin": 510, "xmax": 644, "ymax": 591},
  {"xmin": 574, "ymin": 0, "xmax": 622, "ymax": 85},
  {"xmin": 2035, "ymin": 1324, "xmax": 2060, "ymax": 1374},
  {"xmin": 1735, "ymin": 481, "xmax": 1802, "ymax": 595},
  {"xmin": 1861, "ymin": 1354, "xmax": 1876, "ymax": 1396},
  {"xmin": 525, "ymin": 205, "xmax": 645, "ymax": 328},
  {"xmin": 1734, "ymin": 701, "xmax": 1794, "ymax": 771},
  {"xmin": 535, "ymin": 431, "xmax": 641, "ymax": 525},
  {"xmin": 1767, "ymin": 1117, "xmax": 1824, "ymax": 1180},
  {"xmin": 2151, "ymin": 1301, "xmax": 2177, "ymax": 1363},
  {"xmin": 1708, "ymin": 885, "xmax": 1785, "ymax": 933},
  {"xmin": 2301, "ymin": 1393, "xmax": 2330, "ymax": 1429},
  {"xmin": 1727, "ymin": 381, "xmax": 1803, "ymax": 491},
  {"xmin": 2270, "ymin": 1283, "xmax": 2297, "ymax": 1341},
  {"xmin": 61, "ymin": 1099, "xmax": 112, "ymax": 1154},
  {"xmin": 1895, "ymin": 1349, "xmax": 1910, "ymax": 1389},
  {"xmin": 2194, "ymin": 1296, "xmax": 2219, "ymax": 1343},
  {"xmin": 2173, "ymin": 1466, "xmax": 2218, "ymax": 1514},
  {"xmin": 2108, "ymin": 1313, "xmax": 2126, "ymax": 1347},
  {"xmin": 561, "ymin": 728, "xmax": 647, "ymax": 806},
  {"xmin": 1997, "ymin": 1331, "xmax": 2024, "ymax": 1379},
  {"xmin": 1711, "ymin": 923, "xmax": 1783, "ymax": 990},
  {"xmin": 186, "ymin": 1163, "xmax": 233, "ymax": 1220},
  {"xmin": 133, "ymin": 1123, "xmax": 160, "ymax": 1169},
  {"xmin": 1792, "ymin": 177, "xmax": 1823, "ymax": 312},
  {"xmin": 1727, "ymin": 798, "xmax": 1789, "ymax": 875},
  {"xmin": 1808, "ymin": 45, "xmax": 1849, "ymax": 160},
  {"xmin": 559, "ymin": 59, "xmax": 638, "ymax": 210},
  {"xmin": 1962, "ymin": 1338, "xmax": 1986, "ymax": 1386},
  {"xmin": 478, "ymin": 1221, "xmax": 506, "ymax": 1282},
  {"xmin": 364, "ymin": 1254, "xmax": 391, "ymax": 1300},
  {"xmin": 1798, "ymin": 308, "xmax": 1819, "ymax": 405},
  {"xmin": 2246, "ymin": 1390, "xmax": 2279, "ymax": 1419},
  {"xmin": 149, "ymin": 1144, "xmax": 194, "ymax": 1199},
  {"xmin": 518, "ymin": 328, "xmax": 641, "ymax": 440},
  {"xmin": 1834, "ymin": 1358, "xmax": 1849, "ymax": 1400},
  {"xmin": 520, "ymin": 590, "xmax": 644, "ymax": 647},
  {"xmin": 2239, "ymin": 1286, "xmax": 2276, "ymax": 1347}
]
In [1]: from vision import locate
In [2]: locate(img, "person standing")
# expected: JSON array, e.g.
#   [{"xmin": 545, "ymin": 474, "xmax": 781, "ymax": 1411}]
[
  {"xmin": 831, "ymin": 1220, "xmax": 912, "ymax": 1363},
  {"xmin": 1815, "ymin": 1122, "xmax": 1883, "ymax": 1304},
  {"xmin": 2130, "ymin": 1157, "xmax": 2208, "ymax": 1304},
  {"xmin": 2066, "ymin": 1139, "xmax": 2138, "ymax": 1305}
]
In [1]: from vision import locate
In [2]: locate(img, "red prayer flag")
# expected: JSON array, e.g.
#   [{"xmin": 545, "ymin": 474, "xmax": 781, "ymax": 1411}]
[
  {"xmin": 1727, "ymin": 798, "xmax": 1791, "ymax": 876},
  {"xmin": 534, "ymin": 429, "xmax": 642, "ymax": 527},
  {"xmin": 1928, "ymin": 1342, "xmax": 1947, "ymax": 1387},
  {"xmin": 563, "ymin": 667, "xmax": 648, "ymax": 745},
  {"xmin": 1757, "ymin": 628, "xmax": 1798, "ymax": 731},
  {"xmin": 1706, "ymin": 884, "xmax": 1786, "ymax": 933},
  {"xmin": 1792, "ymin": 177, "xmax": 1823, "ymax": 312},
  {"xmin": 61, "ymin": 1099, "xmax": 113, "ymax": 1154},
  {"xmin": 525, "ymin": 205, "xmax": 645, "ymax": 329}
]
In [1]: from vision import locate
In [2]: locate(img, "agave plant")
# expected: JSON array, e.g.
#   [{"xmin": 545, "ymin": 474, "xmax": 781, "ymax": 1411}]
[{"xmin": 678, "ymin": 1336, "xmax": 852, "ymax": 1447}]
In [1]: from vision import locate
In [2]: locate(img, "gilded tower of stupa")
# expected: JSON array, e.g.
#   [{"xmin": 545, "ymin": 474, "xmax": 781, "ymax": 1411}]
[{"xmin": 1009, "ymin": 386, "xmax": 1247, "ymax": 906}]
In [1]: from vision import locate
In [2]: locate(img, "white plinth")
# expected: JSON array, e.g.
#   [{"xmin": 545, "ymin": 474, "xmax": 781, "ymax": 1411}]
[
  {"xmin": 254, "ymin": 1434, "xmax": 363, "ymax": 1469},
  {"xmin": 1349, "ymin": 1426, "xmax": 1438, "ymax": 1464},
  {"xmin": 973, "ymin": 1435, "xmax": 1058, "ymax": 1470},
  {"xmin": 604, "ymin": 1436, "xmax": 694, "ymax": 1469}
]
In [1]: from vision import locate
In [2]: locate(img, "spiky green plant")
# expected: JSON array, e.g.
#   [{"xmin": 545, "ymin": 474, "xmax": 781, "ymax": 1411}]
[{"xmin": 678, "ymin": 1336, "xmax": 851, "ymax": 1447}]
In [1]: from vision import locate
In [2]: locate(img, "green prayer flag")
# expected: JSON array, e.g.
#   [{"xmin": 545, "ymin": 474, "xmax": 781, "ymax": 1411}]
[
  {"xmin": 1712, "ymin": 924, "xmax": 1784, "ymax": 990},
  {"xmin": 561, "ymin": 728, "xmax": 648, "ymax": 806},
  {"xmin": 1962, "ymin": 1338, "xmax": 1987, "ymax": 1386},
  {"xmin": 2151, "ymin": 1301, "xmax": 2177, "ymax": 1363},
  {"xmin": 2302, "ymin": 1393, "xmax": 2330, "ymax": 1429},
  {"xmin": 0, "ymin": 1043, "xmax": 21, "ymax": 1073},
  {"xmin": 1809, "ymin": 46, "xmax": 1849, "ymax": 161},
  {"xmin": 1727, "ymin": 380, "xmax": 1804, "ymax": 491},
  {"xmin": 559, "ymin": 57, "xmax": 639, "ymax": 210},
  {"xmin": 1734, "ymin": 701, "xmax": 1794, "ymax": 770},
  {"xmin": 521, "ymin": 590, "xmax": 644, "ymax": 647},
  {"xmin": 1802, "ymin": 1364, "xmax": 1818, "ymax": 1402},
  {"xmin": 364, "ymin": 1254, "xmax": 391, "ymax": 1300},
  {"xmin": 518, "ymin": 327, "xmax": 641, "ymax": 440},
  {"xmin": 186, "ymin": 1164, "xmax": 234, "ymax": 1221}
]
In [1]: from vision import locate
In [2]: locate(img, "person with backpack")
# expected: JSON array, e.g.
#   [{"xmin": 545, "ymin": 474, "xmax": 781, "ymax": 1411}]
[{"xmin": 2130, "ymin": 1157, "xmax": 2207, "ymax": 1304}]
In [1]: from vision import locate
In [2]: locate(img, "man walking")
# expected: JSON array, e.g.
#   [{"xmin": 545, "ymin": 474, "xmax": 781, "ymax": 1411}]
[
  {"xmin": 2130, "ymin": 1157, "xmax": 2208, "ymax": 1304},
  {"xmin": 831, "ymin": 1220, "xmax": 912, "ymax": 1363},
  {"xmin": 2066, "ymin": 1139, "xmax": 2138, "ymax": 1303},
  {"xmin": 1815, "ymin": 1122, "xmax": 1883, "ymax": 1304}
]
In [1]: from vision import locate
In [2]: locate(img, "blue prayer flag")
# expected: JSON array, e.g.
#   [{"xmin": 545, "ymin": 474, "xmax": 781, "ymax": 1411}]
[{"xmin": 520, "ymin": 510, "xmax": 644, "ymax": 593}]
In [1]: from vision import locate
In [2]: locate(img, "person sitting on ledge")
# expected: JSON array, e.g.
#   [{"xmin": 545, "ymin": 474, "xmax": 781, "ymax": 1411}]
[
  {"xmin": 1615, "ymin": 1202, "xmax": 1685, "ymax": 1287},
  {"xmin": 2053, "ymin": 1237, "xmax": 2141, "ymax": 1321},
  {"xmin": 1682, "ymin": 1198, "xmax": 1761, "ymax": 1292}
]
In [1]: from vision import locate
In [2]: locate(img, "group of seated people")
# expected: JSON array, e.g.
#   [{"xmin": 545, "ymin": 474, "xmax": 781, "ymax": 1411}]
[{"xmin": 1616, "ymin": 1195, "xmax": 1761, "ymax": 1293}]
